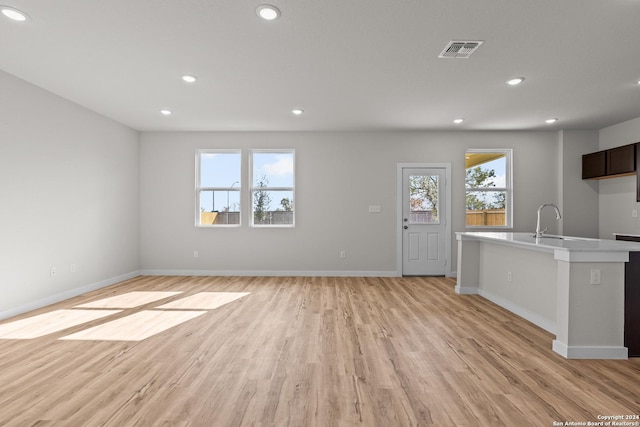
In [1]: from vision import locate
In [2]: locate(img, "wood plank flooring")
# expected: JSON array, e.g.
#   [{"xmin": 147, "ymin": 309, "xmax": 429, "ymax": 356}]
[{"xmin": 0, "ymin": 276, "xmax": 638, "ymax": 426}]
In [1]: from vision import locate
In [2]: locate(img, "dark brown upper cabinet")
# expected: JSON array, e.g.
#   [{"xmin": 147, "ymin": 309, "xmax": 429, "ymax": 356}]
[
  {"xmin": 582, "ymin": 151, "xmax": 606, "ymax": 179},
  {"xmin": 607, "ymin": 144, "xmax": 636, "ymax": 176},
  {"xmin": 582, "ymin": 143, "xmax": 636, "ymax": 180},
  {"xmin": 583, "ymin": 143, "xmax": 640, "ymax": 202}
]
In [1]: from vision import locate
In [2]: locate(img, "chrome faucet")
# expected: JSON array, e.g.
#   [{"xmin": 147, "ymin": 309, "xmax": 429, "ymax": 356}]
[{"xmin": 535, "ymin": 204, "xmax": 562, "ymax": 238}]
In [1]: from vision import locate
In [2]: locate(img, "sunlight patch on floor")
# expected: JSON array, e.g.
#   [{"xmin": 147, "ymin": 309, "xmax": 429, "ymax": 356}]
[
  {"xmin": 74, "ymin": 291, "xmax": 183, "ymax": 308},
  {"xmin": 0, "ymin": 309, "xmax": 122, "ymax": 339},
  {"xmin": 59, "ymin": 310, "xmax": 207, "ymax": 341},
  {"xmin": 0, "ymin": 291, "xmax": 251, "ymax": 341},
  {"xmin": 156, "ymin": 292, "xmax": 250, "ymax": 310}
]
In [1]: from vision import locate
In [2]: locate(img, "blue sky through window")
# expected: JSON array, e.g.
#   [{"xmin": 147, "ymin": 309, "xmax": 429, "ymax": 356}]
[
  {"xmin": 200, "ymin": 152, "xmax": 241, "ymax": 188},
  {"xmin": 199, "ymin": 152, "xmax": 240, "ymax": 212},
  {"xmin": 480, "ymin": 157, "xmax": 506, "ymax": 187},
  {"xmin": 198, "ymin": 151, "xmax": 294, "ymax": 213},
  {"xmin": 252, "ymin": 152, "xmax": 294, "ymax": 187},
  {"xmin": 252, "ymin": 152, "xmax": 294, "ymax": 213}
]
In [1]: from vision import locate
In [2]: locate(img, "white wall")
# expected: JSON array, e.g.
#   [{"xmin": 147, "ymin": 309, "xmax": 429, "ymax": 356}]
[
  {"xmin": 140, "ymin": 130, "xmax": 561, "ymax": 276},
  {"xmin": 598, "ymin": 117, "xmax": 640, "ymax": 239},
  {"xmin": 2, "ymin": 62, "xmax": 611, "ymax": 319},
  {"xmin": 558, "ymin": 130, "xmax": 599, "ymax": 238},
  {"xmin": 0, "ymin": 70, "xmax": 140, "ymax": 319}
]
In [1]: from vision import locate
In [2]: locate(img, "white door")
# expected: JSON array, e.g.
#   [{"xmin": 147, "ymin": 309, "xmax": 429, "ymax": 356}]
[{"xmin": 402, "ymin": 167, "xmax": 447, "ymax": 276}]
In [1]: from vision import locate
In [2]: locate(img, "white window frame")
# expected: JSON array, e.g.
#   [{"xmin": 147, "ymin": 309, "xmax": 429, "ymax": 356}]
[
  {"xmin": 249, "ymin": 149, "xmax": 295, "ymax": 228},
  {"xmin": 465, "ymin": 148, "xmax": 513, "ymax": 229},
  {"xmin": 195, "ymin": 149, "xmax": 242, "ymax": 227}
]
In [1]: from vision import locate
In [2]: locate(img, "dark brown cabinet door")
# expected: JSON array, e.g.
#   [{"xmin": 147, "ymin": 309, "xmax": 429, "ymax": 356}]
[
  {"xmin": 582, "ymin": 151, "xmax": 606, "ymax": 179},
  {"xmin": 637, "ymin": 144, "xmax": 640, "ymax": 202},
  {"xmin": 625, "ymin": 251, "xmax": 640, "ymax": 357},
  {"xmin": 607, "ymin": 144, "xmax": 635, "ymax": 175},
  {"xmin": 614, "ymin": 235, "xmax": 640, "ymax": 357}
]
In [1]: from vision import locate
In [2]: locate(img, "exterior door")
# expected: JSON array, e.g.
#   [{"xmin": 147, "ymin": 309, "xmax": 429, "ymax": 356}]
[{"xmin": 402, "ymin": 168, "xmax": 446, "ymax": 276}]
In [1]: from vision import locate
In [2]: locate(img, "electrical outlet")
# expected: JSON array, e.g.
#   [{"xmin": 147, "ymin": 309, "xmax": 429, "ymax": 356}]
[
  {"xmin": 507, "ymin": 271, "xmax": 512, "ymax": 282},
  {"xmin": 340, "ymin": 250, "xmax": 346, "ymax": 259},
  {"xmin": 50, "ymin": 267, "xmax": 56, "ymax": 277},
  {"xmin": 70, "ymin": 264, "xmax": 76, "ymax": 273},
  {"xmin": 193, "ymin": 251, "xmax": 199, "ymax": 258},
  {"xmin": 633, "ymin": 209, "xmax": 638, "ymax": 218},
  {"xmin": 590, "ymin": 268, "xmax": 601, "ymax": 285}
]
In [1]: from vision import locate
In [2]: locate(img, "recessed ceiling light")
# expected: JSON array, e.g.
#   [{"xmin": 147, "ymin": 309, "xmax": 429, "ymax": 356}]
[
  {"xmin": 506, "ymin": 77, "xmax": 525, "ymax": 86},
  {"xmin": 292, "ymin": 109, "xmax": 304, "ymax": 116},
  {"xmin": 256, "ymin": 4, "xmax": 280, "ymax": 20},
  {"xmin": 545, "ymin": 118, "xmax": 558, "ymax": 124},
  {"xmin": 453, "ymin": 118, "xmax": 464, "ymax": 124},
  {"xmin": 160, "ymin": 109, "xmax": 172, "ymax": 116},
  {"xmin": 181, "ymin": 75, "xmax": 197, "ymax": 83},
  {"xmin": 1, "ymin": 6, "xmax": 29, "ymax": 21}
]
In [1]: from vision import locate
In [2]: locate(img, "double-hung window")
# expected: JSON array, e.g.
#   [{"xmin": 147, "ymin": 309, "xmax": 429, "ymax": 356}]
[
  {"xmin": 196, "ymin": 149, "xmax": 241, "ymax": 226},
  {"xmin": 465, "ymin": 149, "xmax": 512, "ymax": 228},
  {"xmin": 250, "ymin": 150, "xmax": 295, "ymax": 227}
]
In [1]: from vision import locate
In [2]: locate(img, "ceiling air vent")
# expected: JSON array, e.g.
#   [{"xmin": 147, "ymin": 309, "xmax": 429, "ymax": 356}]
[{"xmin": 439, "ymin": 40, "xmax": 484, "ymax": 59}]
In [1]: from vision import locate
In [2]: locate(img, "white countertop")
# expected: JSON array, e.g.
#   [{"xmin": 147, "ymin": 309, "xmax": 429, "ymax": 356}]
[{"xmin": 456, "ymin": 232, "xmax": 640, "ymax": 262}]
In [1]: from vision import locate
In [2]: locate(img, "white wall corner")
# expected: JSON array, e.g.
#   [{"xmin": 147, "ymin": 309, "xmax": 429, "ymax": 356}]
[{"xmin": 0, "ymin": 271, "xmax": 141, "ymax": 322}]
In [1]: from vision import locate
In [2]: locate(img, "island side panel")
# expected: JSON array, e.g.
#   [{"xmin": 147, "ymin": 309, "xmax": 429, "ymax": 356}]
[
  {"xmin": 477, "ymin": 242, "xmax": 557, "ymax": 334},
  {"xmin": 456, "ymin": 237, "xmax": 480, "ymax": 294},
  {"xmin": 553, "ymin": 261, "xmax": 627, "ymax": 359}
]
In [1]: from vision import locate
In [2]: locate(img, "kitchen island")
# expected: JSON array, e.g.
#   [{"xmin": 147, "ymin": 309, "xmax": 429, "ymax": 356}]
[{"xmin": 456, "ymin": 232, "xmax": 640, "ymax": 359}]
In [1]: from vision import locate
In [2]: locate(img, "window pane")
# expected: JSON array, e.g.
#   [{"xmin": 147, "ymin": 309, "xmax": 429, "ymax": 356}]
[
  {"xmin": 200, "ymin": 152, "xmax": 241, "ymax": 188},
  {"xmin": 251, "ymin": 150, "xmax": 295, "ymax": 227},
  {"xmin": 466, "ymin": 191, "xmax": 506, "ymax": 226},
  {"xmin": 199, "ymin": 190, "xmax": 240, "ymax": 225},
  {"xmin": 409, "ymin": 174, "xmax": 439, "ymax": 224},
  {"xmin": 252, "ymin": 152, "xmax": 294, "ymax": 187},
  {"xmin": 465, "ymin": 153, "xmax": 506, "ymax": 189},
  {"xmin": 253, "ymin": 190, "xmax": 294, "ymax": 225},
  {"xmin": 465, "ymin": 150, "xmax": 510, "ymax": 228}
]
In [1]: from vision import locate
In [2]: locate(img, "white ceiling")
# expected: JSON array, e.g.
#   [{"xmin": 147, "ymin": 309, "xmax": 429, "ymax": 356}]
[{"xmin": 1, "ymin": 0, "xmax": 640, "ymax": 132}]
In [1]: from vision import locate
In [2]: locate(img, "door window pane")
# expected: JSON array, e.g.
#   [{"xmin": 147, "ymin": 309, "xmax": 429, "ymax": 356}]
[{"xmin": 409, "ymin": 174, "xmax": 439, "ymax": 224}]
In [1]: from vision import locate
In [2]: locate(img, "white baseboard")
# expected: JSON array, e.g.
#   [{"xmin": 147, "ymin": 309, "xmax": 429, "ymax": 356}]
[
  {"xmin": 139, "ymin": 269, "xmax": 399, "ymax": 277},
  {"xmin": 455, "ymin": 285, "xmax": 478, "ymax": 294},
  {"xmin": 0, "ymin": 271, "xmax": 140, "ymax": 321},
  {"xmin": 478, "ymin": 289, "xmax": 557, "ymax": 334},
  {"xmin": 0, "ymin": 269, "xmax": 452, "ymax": 322},
  {"xmin": 552, "ymin": 340, "xmax": 628, "ymax": 359}
]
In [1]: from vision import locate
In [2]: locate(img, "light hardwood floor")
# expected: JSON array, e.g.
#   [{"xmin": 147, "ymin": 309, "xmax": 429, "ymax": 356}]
[{"xmin": 0, "ymin": 276, "xmax": 638, "ymax": 426}]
